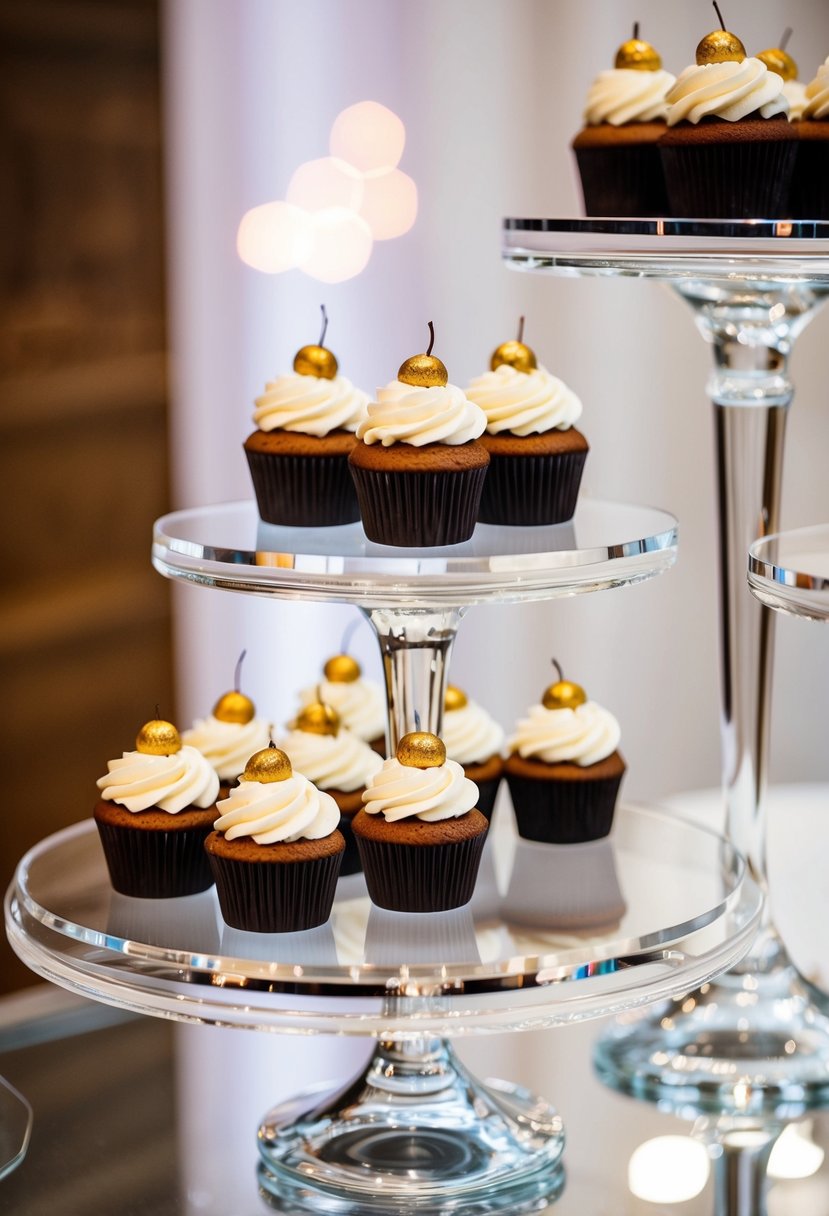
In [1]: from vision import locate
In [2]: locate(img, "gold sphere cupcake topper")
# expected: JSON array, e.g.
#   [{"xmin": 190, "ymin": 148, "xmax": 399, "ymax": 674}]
[
  {"xmin": 293, "ymin": 304, "xmax": 339, "ymax": 379},
  {"xmin": 490, "ymin": 316, "xmax": 538, "ymax": 375},
  {"xmin": 323, "ymin": 653, "xmax": 361, "ymax": 683},
  {"xmin": 296, "ymin": 690, "xmax": 341, "ymax": 737},
  {"xmin": 243, "ymin": 742, "xmax": 292, "ymax": 783},
  {"xmin": 136, "ymin": 717, "xmax": 182, "ymax": 756},
  {"xmin": 213, "ymin": 650, "xmax": 255, "ymax": 724},
  {"xmin": 397, "ymin": 731, "xmax": 447, "ymax": 768},
  {"xmin": 696, "ymin": 2, "xmax": 746, "ymax": 65},
  {"xmin": 615, "ymin": 22, "xmax": 662, "ymax": 71},
  {"xmin": 542, "ymin": 659, "xmax": 587, "ymax": 712},
  {"xmin": 444, "ymin": 684, "xmax": 468, "ymax": 712},
  {"xmin": 757, "ymin": 28, "xmax": 797, "ymax": 82},
  {"xmin": 398, "ymin": 321, "xmax": 448, "ymax": 388}
]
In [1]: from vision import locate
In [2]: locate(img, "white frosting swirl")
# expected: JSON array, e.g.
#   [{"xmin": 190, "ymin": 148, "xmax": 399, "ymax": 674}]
[
  {"xmin": 97, "ymin": 746, "xmax": 219, "ymax": 814},
  {"xmin": 280, "ymin": 727, "xmax": 383, "ymax": 792},
  {"xmin": 443, "ymin": 700, "xmax": 504, "ymax": 766},
  {"xmin": 803, "ymin": 58, "xmax": 829, "ymax": 120},
  {"xmin": 361, "ymin": 757, "xmax": 478, "ymax": 823},
  {"xmin": 509, "ymin": 702, "xmax": 620, "ymax": 767},
  {"xmin": 213, "ymin": 773, "xmax": 340, "ymax": 844},
  {"xmin": 666, "ymin": 59, "xmax": 789, "ymax": 126},
  {"xmin": 784, "ymin": 79, "xmax": 808, "ymax": 121},
  {"xmin": 356, "ymin": 380, "xmax": 486, "ymax": 447},
  {"xmin": 297, "ymin": 678, "xmax": 386, "ymax": 744},
  {"xmin": 465, "ymin": 364, "xmax": 583, "ymax": 437},
  {"xmin": 182, "ymin": 715, "xmax": 271, "ymax": 781},
  {"xmin": 583, "ymin": 68, "xmax": 676, "ymax": 125},
  {"xmin": 252, "ymin": 372, "xmax": 368, "ymax": 436}
]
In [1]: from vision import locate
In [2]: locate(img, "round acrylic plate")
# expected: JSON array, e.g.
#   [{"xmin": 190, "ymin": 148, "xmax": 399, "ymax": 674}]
[
  {"xmin": 749, "ymin": 525, "xmax": 829, "ymax": 622},
  {"xmin": 502, "ymin": 217, "xmax": 829, "ymax": 284},
  {"xmin": 151, "ymin": 498, "xmax": 677, "ymax": 608},
  {"xmin": 6, "ymin": 806, "xmax": 761, "ymax": 1037}
]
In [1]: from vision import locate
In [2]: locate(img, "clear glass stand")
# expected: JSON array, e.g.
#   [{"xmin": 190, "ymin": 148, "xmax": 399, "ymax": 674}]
[
  {"xmin": 502, "ymin": 220, "xmax": 829, "ymax": 1131},
  {"xmin": 7, "ymin": 808, "xmax": 761, "ymax": 1213},
  {"xmin": 6, "ymin": 497, "xmax": 757, "ymax": 1212}
]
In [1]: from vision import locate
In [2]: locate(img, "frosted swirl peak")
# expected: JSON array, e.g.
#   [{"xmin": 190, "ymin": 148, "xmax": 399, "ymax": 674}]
[
  {"xmin": 361, "ymin": 756, "xmax": 478, "ymax": 822},
  {"xmin": 252, "ymin": 371, "xmax": 368, "ymax": 436},
  {"xmin": 583, "ymin": 67, "xmax": 676, "ymax": 125},
  {"xmin": 803, "ymin": 57, "xmax": 829, "ymax": 120},
  {"xmin": 214, "ymin": 772, "xmax": 340, "ymax": 844},
  {"xmin": 182, "ymin": 714, "xmax": 271, "ymax": 781},
  {"xmin": 465, "ymin": 364, "xmax": 582, "ymax": 437},
  {"xmin": 666, "ymin": 58, "xmax": 789, "ymax": 125},
  {"xmin": 356, "ymin": 379, "xmax": 486, "ymax": 447},
  {"xmin": 509, "ymin": 701, "xmax": 620, "ymax": 767},
  {"xmin": 97, "ymin": 746, "xmax": 219, "ymax": 814},
  {"xmin": 280, "ymin": 726, "xmax": 383, "ymax": 793},
  {"xmin": 443, "ymin": 699, "xmax": 505, "ymax": 766}
]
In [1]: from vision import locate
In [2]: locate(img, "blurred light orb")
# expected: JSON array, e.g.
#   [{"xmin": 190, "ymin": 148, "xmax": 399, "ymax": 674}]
[
  {"xmin": 628, "ymin": 1136, "xmax": 710, "ymax": 1204},
  {"xmin": 236, "ymin": 201, "xmax": 314, "ymax": 273},
  {"xmin": 286, "ymin": 157, "xmax": 363, "ymax": 214},
  {"xmin": 300, "ymin": 207, "xmax": 373, "ymax": 283},
  {"xmin": 358, "ymin": 169, "xmax": 418, "ymax": 241},
  {"xmin": 330, "ymin": 101, "xmax": 406, "ymax": 174},
  {"xmin": 768, "ymin": 1121, "xmax": 825, "ymax": 1180}
]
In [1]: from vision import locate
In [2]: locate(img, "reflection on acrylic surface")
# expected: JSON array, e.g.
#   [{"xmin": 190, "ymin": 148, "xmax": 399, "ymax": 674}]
[{"xmin": 501, "ymin": 836, "xmax": 626, "ymax": 933}]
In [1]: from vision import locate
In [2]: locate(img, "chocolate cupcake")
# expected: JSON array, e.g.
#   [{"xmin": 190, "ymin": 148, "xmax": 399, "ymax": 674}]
[
  {"xmin": 465, "ymin": 323, "xmax": 587, "ymax": 526},
  {"xmin": 442, "ymin": 685, "xmax": 504, "ymax": 820},
  {"xmin": 791, "ymin": 56, "xmax": 829, "ymax": 219},
  {"xmin": 352, "ymin": 731, "xmax": 488, "ymax": 913},
  {"xmin": 297, "ymin": 650, "xmax": 387, "ymax": 756},
  {"xmin": 281, "ymin": 694, "xmax": 382, "ymax": 876},
  {"xmin": 181, "ymin": 652, "xmax": 271, "ymax": 797},
  {"xmin": 660, "ymin": 19, "xmax": 796, "ymax": 218},
  {"xmin": 94, "ymin": 718, "xmax": 219, "ymax": 898},
  {"xmin": 572, "ymin": 25, "xmax": 675, "ymax": 216},
  {"xmin": 244, "ymin": 306, "xmax": 368, "ymax": 526},
  {"xmin": 505, "ymin": 662, "xmax": 625, "ymax": 844},
  {"xmin": 205, "ymin": 746, "xmax": 344, "ymax": 933},
  {"xmin": 349, "ymin": 323, "xmax": 489, "ymax": 547}
]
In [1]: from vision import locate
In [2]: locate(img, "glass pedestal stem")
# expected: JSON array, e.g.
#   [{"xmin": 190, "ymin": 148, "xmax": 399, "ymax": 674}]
[
  {"xmin": 703, "ymin": 1122, "xmax": 780, "ymax": 1216},
  {"xmin": 362, "ymin": 607, "xmax": 463, "ymax": 753}
]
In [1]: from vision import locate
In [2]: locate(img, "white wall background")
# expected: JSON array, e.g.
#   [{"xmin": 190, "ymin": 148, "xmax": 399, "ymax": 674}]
[{"xmin": 161, "ymin": 0, "xmax": 829, "ymax": 1185}]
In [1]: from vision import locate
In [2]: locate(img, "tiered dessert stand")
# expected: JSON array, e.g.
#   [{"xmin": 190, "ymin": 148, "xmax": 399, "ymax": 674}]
[
  {"xmin": 503, "ymin": 218, "xmax": 829, "ymax": 1124},
  {"xmin": 4, "ymin": 499, "xmax": 765, "ymax": 1213}
]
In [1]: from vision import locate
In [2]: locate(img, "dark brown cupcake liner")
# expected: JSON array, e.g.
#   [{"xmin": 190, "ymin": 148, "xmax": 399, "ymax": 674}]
[
  {"xmin": 790, "ymin": 140, "xmax": 829, "ymax": 220},
  {"xmin": 660, "ymin": 140, "xmax": 797, "ymax": 219},
  {"xmin": 473, "ymin": 775, "xmax": 502, "ymax": 822},
  {"xmin": 95, "ymin": 819, "xmax": 215, "ymax": 898},
  {"xmin": 337, "ymin": 814, "xmax": 363, "ymax": 876},
  {"xmin": 477, "ymin": 449, "xmax": 587, "ymax": 526},
  {"xmin": 245, "ymin": 449, "xmax": 360, "ymax": 527},
  {"xmin": 207, "ymin": 849, "xmax": 342, "ymax": 932},
  {"xmin": 506, "ymin": 771, "xmax": 623, "ymax": 844},
  {"xmin": 349, "ymin": 463, "xmax": 488, "ymax": 547},
  {"xmin": 574, "ymin": 144, "xmax": 669, "ymax": 217},
  {"xmin": 355, "ymin": 831, "xmax": 487, "ymax": 912}
]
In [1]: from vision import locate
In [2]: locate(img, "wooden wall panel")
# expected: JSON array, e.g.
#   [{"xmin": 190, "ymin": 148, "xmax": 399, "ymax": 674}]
[{"xmin": 0, "ymin": 0, "xmax": 171, "ymax": 992}]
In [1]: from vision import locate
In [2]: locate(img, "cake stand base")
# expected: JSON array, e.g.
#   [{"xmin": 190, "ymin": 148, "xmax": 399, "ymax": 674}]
[
  {"xmin": 257, "ymin": 1037, "xmax": 565, "ymax": 1213},
  {"xmin": 594, "ymin": 946, "xmax": 829, "ymax": 1120}
]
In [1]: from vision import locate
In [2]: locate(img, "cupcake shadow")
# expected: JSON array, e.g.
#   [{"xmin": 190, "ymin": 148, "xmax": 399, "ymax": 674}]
[{"xmin": 500, "ymin": 837, "xmax": 626, "ymax": 932}]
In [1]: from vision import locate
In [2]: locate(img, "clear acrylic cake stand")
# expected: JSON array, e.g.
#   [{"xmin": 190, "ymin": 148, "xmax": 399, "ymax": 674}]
[
  {"xmin": 5, "ymin": 498, "xmax": 763, "ymax": 1213},
  {"xmin": 501, "ymin": 218, "xmax": 829, "ymax": 1125}
]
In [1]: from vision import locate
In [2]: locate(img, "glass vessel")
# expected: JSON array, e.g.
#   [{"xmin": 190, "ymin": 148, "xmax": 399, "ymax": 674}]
[
  {"xmin": 7, "ymin": 807, "xmax": 761, "ymax": 1213},
  {"xmin": 501, "ymin": 218, "xmax": 829, "ymax": 1121}
]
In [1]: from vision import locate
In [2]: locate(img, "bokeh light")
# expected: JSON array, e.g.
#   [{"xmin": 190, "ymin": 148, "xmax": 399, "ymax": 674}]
[
  {"xmin": 358, "ymin": 169, "xmax": 418, "ymax": 241},
  {"xmin": 330, "ymin": 101, "xmax": 405, "ymax": 174},
  {"xmin": 300, "ymin": 208, "xmax": 373, "ymax": 283},
  {"xmin": 236, "ymin": 201, "xmax": 314, "ymax": 273},
  {"xmin": 628, "ymin": 1136, "xmax": 710, "ymax": 1204},
  {"xmin": 768, "ymin": 1121, "xmax": 825, "ymax": 1180},
  {"xmin": 286, "ymin": 157, "xmax": 363, "ymax": 214}
]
